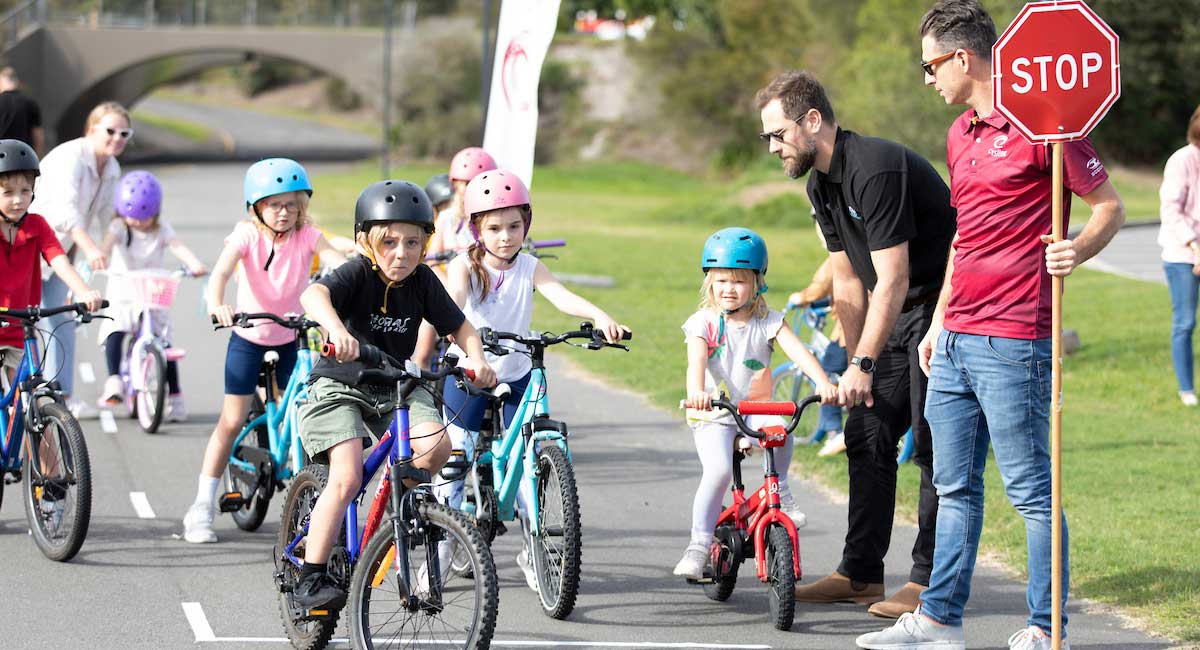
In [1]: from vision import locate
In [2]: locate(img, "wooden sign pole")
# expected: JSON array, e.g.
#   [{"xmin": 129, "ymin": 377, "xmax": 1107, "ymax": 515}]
[{"xmin": 1050, "ymin": 140, "xmax": 1064, "ymax": 650}]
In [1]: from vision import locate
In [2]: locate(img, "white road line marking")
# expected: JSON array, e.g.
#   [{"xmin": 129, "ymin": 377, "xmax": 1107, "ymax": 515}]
[
  {"xmin": 129, "ymin": 492, "xmax": 156, "ymax": 519},
  {"xmin": 99, "ymin": 410, "xmax": 118, "ymax": 434},
  {"xmin": 181, "ymin": 602, "xmax": 215, "ymax": 642},
  {"xmin": 187, "ymin": 634, "xmax": 767, "ymax": 649}
]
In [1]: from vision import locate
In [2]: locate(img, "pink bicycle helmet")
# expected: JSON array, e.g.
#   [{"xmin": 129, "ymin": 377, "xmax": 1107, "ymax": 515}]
[
  {"xmin": 449, "ymin": 147, "xmax": 498, "ymax": 182},
  {"xmin": 463, "ymin": 170, "xmax": 532, "ymax": 241}
]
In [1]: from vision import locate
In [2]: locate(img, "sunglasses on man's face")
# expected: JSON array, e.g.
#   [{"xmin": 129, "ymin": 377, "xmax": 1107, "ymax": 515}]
[
  {"xmin": 758, "ymin": 114, "xmax": 805, "ymax": 144},
  {"xmin": 920, "ymin": 48, "xmax": 973, "ymax": 76},
  {"xmin": 104, "ymin": 127, "xmax": 134, "ymax": 140}
]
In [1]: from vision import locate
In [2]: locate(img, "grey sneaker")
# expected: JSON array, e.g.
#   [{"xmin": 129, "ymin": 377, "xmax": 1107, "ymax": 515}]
[
  {"xmin": 672, "ymin": 544, "xmax": 708, "ymax": 580},
  {"xmin": 856, "ymin": 611, "xmax": 966, "ymax": 649},
  {"xmin": 777, "ymin": 486, "xmax": 808, "ymax": 528},
  {"xmin": 1008, "ymin": 626, "xmax": 1069, "ymax": 650},
  {"xmin": 182, "ymin": 503, "xmax": 217, "ymax": 543}
]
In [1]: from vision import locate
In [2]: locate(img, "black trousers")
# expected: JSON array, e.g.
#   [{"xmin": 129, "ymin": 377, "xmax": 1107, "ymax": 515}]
[{"xmin": 836, "ymin": 301, "xmax": 937, "ymax": 586}]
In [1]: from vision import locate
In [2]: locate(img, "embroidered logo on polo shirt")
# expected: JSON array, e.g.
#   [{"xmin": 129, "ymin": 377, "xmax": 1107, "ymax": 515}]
[
  {"xmin": 987, "ymin": 135, "xmax": 1009, "ymax": 158},
  {"xmin": 847, "ymin": 205, "xmax": 861, "ymax": 220},
  {"xmin": 1086, "ymin": 157, "xmax": 1104, "ymax": 176}
]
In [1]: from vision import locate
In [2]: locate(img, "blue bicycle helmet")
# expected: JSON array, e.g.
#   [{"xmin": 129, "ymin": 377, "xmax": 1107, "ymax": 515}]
[
  {"xmin": 243, "ymin": 158, "xmax": 313, "ymax": 209},
  {"xmin": 701, "ymin": 227, "xmax": 769, "ymax": 277}
]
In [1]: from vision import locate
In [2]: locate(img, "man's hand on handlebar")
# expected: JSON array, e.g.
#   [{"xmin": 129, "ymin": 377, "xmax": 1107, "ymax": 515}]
[{"xmin": 327, "ymin": 327, "xmax": 360, "ymax": 363}]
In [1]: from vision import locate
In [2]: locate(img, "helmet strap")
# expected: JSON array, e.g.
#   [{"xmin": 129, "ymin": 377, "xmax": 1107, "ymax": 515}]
[{"xmin": 263, "ymin": 230, "xmax": 282, "ymax": 271}]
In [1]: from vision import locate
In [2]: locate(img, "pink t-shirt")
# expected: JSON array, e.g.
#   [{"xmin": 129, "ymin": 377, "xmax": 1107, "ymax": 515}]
[{"xmin": 227, "ymin": 221, "xmax": 320, "ymax": 346}]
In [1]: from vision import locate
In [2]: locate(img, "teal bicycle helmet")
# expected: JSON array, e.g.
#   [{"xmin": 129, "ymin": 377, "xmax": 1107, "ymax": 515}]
[
  {"xmin": 243, "ymin": 158, "xmax": 312, "ymax": 209},
  {"xmin": 701, "ymin": 227, "xmax": 768, "ymax": 277}
]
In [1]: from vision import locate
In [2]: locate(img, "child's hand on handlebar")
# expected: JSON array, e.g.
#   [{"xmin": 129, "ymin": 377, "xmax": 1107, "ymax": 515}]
[
  {"xmin": 209, "ymin": 304, "xmax": 235, "ymax": 328},
  {"xmin": 327, "ymin": 328, "xmax": 359, "ymax": 363},
  {"xmin": 816, "ymin": 380, "xmax": 839, "ymax": 405},
  {"xmin": 80, "ymin": 290, "xmax": 104, "ymax": 312},
  {"xmin": 684, "ymin": 391, "xmax": 713, "ymax": 410},
  {"xmin": 593, "ymin": 314, "xmax": 628, "ymax": 344},
  {"xmin": 461, "ymin": 358, "xmax": 497, "ymax": 388},
  {"xmin": 188, "ymin": 264, "xmax": 210, "ymax": 277}
]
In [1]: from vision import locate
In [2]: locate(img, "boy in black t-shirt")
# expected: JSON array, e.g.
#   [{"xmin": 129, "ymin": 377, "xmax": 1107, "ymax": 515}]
[{"xmin": 293, "ymin": 180, "xmax": 496, "ymax": 610}]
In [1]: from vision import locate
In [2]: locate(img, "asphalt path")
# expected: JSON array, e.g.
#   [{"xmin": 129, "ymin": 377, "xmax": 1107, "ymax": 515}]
[{"xmin": 0, "ymin": 163, "xmax": 1176, "ymax": 649}]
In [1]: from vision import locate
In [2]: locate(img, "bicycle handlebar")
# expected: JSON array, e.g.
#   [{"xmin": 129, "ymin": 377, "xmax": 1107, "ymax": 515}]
[
  {"xmin": 322, "ymin": 342, "xmax": 477, "ymax": 386},
  {"xmin": 478, "ymin": 321, "xmax": 632, "ymax": 353},
  {"xmin": 707, "ymin": 395, "xmax": 821, "ymax": 440},
  {"xmin": 211, "ymin": 312, "xmax": 320, "ymax": 331},
  {"xmin": 0, "ymin": 300, "xmax": 111, "ymax": 323}
]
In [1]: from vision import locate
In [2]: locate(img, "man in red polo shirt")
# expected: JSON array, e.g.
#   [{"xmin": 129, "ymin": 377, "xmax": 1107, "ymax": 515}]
[
  {"xmin": 856, "ymin": 2, "xmax": 1125, "ymax": 650},
  {"xmin": 0, "ymin": 139, "xmax": 101, "ymax": 382}
]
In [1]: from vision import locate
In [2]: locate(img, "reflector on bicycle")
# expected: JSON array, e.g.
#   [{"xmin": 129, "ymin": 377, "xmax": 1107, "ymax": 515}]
[
  {"xmin": 757, "ymin": 425, "xmax": 789, "ymax": 449},
  {"xmin": 736, "ymin": 400, "xmax": 796, "ymax": 416}
]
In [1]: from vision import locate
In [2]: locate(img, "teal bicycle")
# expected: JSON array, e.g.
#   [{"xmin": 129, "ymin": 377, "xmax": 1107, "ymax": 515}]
[
  {"xmin": 449, "ymin": 322, "xmax": 630, "ymax": 619},
  {"xmin": 213, "ymin": 311, "xmax": 321, "ymax": 531}
]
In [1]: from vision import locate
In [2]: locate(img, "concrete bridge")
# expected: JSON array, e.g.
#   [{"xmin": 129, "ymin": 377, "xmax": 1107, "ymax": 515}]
[{"xmin": 1, "ymin": 1, "xmax": 393, "ymax": 146}]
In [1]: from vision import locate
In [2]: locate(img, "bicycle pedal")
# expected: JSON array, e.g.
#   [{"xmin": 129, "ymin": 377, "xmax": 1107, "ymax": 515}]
[
  {"xmin": 217, "ymin": 491, "xmax": 248, "ymax": 512},
  {"xmin": 686, "ymin": 576, "xmax": 714, "ymax": 585},
  {"xmin": 494, "ymin": 521, "xmax": 508, "ymax": 536},
  {"xmin": 300, "ymin": 608, "xmax": 335, "ymax": 620}
]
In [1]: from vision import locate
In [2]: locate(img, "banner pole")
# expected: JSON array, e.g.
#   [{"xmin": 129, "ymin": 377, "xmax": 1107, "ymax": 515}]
[{"xmin": 1051, "ymin": 140, "xmax": 1064, "ymax": 650}]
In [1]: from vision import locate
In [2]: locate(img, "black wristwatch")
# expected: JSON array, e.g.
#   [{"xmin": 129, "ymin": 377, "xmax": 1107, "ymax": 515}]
[{"xmin": 851, "ymin": 355, "xmax": 876, "ymax": 373}]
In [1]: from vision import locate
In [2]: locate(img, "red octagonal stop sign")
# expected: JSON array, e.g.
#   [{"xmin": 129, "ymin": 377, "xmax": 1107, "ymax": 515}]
[{"xmin": 993, "ymin": 0, "xmax": 1120, "ymax": 143}]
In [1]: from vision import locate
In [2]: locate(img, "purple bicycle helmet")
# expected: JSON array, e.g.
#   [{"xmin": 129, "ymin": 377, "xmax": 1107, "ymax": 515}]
[{"xmin": 115, "ymin": 170, "xmax": 163, "ymax": 221}]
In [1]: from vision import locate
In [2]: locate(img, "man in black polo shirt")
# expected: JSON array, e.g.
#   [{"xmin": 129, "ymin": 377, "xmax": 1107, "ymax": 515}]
[
  {"xmin": 0, "ymin": 68, "xmax": 43, "ymax": 154},
  {"xmin": 755, "ymin": 70, "xmax": 955, "ymax": 618}
]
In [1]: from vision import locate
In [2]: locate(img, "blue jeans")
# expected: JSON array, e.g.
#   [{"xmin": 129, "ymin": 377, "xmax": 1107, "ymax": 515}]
[
  {"xmin": 919, "ymin": 331, "xmax": 1068, "ymax": 636},
  {"xmin": 1164, "ymin": 262, "xmax": 1199, "ymax": 393},
  {"xmin": 38, "ymin": 274, "xmax": 76, "ymax": 396}
]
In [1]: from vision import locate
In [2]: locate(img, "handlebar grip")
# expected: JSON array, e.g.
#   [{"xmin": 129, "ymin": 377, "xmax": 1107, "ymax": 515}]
[
  {"xmin": 736, "ymin": 401, "xmax": 797, "ymax": 417},
  {"xmin": 211, "ymin": 315, "xmax": 219, "ymax": 325},
  {"xmin": 99, "ymin": 299, "xmax": 110, "ymax": 309},
  {"xmin": 321, "ymin": 342, "xmax": 336, "ymax": 357},
  {"xmin": 463, "ymin": 368, "xmax": 476, "ymax": 382},
  {"xmin": 621, "ymin": 329, "xmax": 633, "ymax": 341},
  {"xmin": 321, "ymin": 342, "xmax": 383, "ymax": 367}
]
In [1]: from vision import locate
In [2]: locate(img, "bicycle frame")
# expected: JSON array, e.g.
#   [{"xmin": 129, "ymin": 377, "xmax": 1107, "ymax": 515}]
[
  {"xmin": 0, "ymin": 332, "xmax": 42, "ymax": 475},
  {"xmin": 714, "ymin": 445, "xmax": 802, "ymax": 583},
  {"xmin": 227, "ymin": 332, "xmax": 316, "ymax": 482},
  {"xmin": 124, "ymin": 303, "xmax": 172, "ymax": 394}
]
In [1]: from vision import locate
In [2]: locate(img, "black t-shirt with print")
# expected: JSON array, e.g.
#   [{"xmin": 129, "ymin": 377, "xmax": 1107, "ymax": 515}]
[{"xmin": 309, "ymin": 256, "xmax": 465, "ymax": 386}]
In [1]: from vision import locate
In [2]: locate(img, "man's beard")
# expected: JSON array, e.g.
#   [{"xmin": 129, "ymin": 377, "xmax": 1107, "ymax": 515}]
[{"xmin": 783, "ymin": 135, "xmax": 817, "ymax": 179}]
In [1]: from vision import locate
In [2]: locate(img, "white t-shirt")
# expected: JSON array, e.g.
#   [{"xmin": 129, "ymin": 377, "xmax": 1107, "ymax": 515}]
[
  {"xmin": 32, "ymin": 137, "xmax": 122, "ymax": 279},
  {"xmin": 448, "ymin": 252, "xmax": 537, "ymax": 382},
  {"xmin": 436, "ymin": 207, "xmax": 476, "ymax": 254},
  {"xmin": 682, "ymin": 308, "xmax": 785, "ymax": 426},
  {"xmin": 98, "ymin": 219, "xmax": 177, "ymax": 341}
]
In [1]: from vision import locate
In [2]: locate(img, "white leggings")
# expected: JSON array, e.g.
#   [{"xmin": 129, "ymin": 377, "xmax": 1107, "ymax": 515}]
[
  {"xmin": 689, "ymin": 415, "xmax": 792, "ymax": 546},
  {"xmin": 432, "ymin": 422, "xmax": 533, "ymax": 520}
]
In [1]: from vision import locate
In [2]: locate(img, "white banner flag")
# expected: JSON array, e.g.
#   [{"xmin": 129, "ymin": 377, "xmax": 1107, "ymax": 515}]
[{"xmin": 482, "ymin": 0, "xmax": 561, "ymax": 188}]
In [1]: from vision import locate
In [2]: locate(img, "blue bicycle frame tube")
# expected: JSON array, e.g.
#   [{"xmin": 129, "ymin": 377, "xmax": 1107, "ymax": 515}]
[
  {"xmin": 1, "ymin": 334, "xmax": 43, "ymax": 470},
  {"xmin": 226, "ymin": 348, "xmax": 313, "ymax": 482}
]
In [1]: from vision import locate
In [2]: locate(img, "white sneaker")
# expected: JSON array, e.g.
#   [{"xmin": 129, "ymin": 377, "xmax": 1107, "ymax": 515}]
[
  {"xmin": 167, "ymin": 394, "xmax": 188, "ymax": 422},
  {"xmin": 182, "ymin": 503, "xmax": 217, "ymax": 543},
  {"xmin": 40, "ymin": 499, "xmax": 65, "ymax": 533},
  {"xmin": 777, "ymin": 487, "xmax": 808, "ymax": 528},
  {"xmin": 818, "ymin": 431, "xmax": 846, "ymax": 457},
  {"xmin": 67, "ymin": 398, "xmax": 98, "ymax": 421},
  {"xmin": 1008, "ymin": 626, "xmax": 1069, "ymax": 650},
  {"xmin": 1181, "ymin": 391, "xmax": 1198, "ymax": 407},
  {"xmin": 671, "ymin": 544, "xmax": 708, "ymax": 580},
  {"xmin": 98, "ymin": 376, "xmax": 124, "ymax": 407},
  {"xmin": 856, "ymin": 611, "xmax": 966, "ymax": 649},
  {"xmin": 516, "ymin": 546, "xmax": 538, "ymax": 591}
]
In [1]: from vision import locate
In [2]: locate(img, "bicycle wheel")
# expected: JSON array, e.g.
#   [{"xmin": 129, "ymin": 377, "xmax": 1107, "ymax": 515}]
[
  {"xmin": 451, "ymin": 483, "xmax": 498, "ymax": 577},
  {"xmin": 897, "ymin": 428, "xmax": 915, "ymax": 465},
  {"xmin": 771, "ymin": 363, "xmax": 820, "ymax": 443},
  {"xmin": 23, "ymin": 402, "xmax": 92, "ymax": 562},
  {"xmin": 349, "ymin": 502, "xmax": 498, "ymax": 650},
  {"xmin": 531, "ymin": 444, "xmax": 582, "ymax": 619},
  {"xmin": 276, "ymin": 465, "xmax": 348, "ymax": 650},
  {"xmin": 227, "ymin": 403, "xmax": 272, "ymax": 532},
  {"xmin": 135, "ymin": 346, "xmax": 167, "ymax": 433},
  {"xmin": 702, "ymin": 524, "xmax": 740, "ymax": 602},
  {"xmin": 765, "ymin": 524, "xmax": 796, "ymax": 631}
]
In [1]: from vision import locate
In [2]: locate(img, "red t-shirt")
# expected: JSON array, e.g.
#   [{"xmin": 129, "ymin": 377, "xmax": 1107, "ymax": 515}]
[
  {"xmin": 1, "ymin": 213, "xmax": 66, "ymax": 347},
  {"xmin": 944, "ymin": 111, "xmax": 1108, "ymax": 340}
]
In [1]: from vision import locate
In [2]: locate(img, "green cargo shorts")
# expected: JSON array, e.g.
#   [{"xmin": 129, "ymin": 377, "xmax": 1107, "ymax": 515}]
[{"xmin": 299, "ymin": 376, "xmax": 441, "ymax": 464}]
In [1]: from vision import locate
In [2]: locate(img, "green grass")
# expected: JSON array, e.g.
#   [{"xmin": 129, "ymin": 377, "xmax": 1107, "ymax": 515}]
[
  {"xmin": 310, "ymin": 160, "xmax": 1194, "ymax": 643},
  {"xmin": 131, "ymin": 110, "xmax": 213, "ymax": 143}
]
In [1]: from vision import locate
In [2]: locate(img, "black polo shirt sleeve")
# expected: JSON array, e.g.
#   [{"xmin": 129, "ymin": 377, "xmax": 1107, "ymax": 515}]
[
  {"xmin": 855, "ymin": 171, "xmax": 916, "ymax": 251},
  {"xmin": 806, "ymin": 177, "xmax": 844, "ymax": 253}
]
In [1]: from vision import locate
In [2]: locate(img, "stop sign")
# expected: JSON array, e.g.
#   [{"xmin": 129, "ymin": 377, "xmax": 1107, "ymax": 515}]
[{"xmin": 993, "ymin": 0, "xmax": 1120, "ymax": 143}]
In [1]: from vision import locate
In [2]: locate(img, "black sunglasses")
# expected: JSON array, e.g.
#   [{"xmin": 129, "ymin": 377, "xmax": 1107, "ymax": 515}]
[{"xmin": 758, "ymin": 113, "xmax": 805, "ymax": 144}]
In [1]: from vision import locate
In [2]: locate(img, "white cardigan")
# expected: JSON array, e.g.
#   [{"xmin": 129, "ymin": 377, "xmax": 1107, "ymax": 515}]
[{"xmin": 30, "ymin": 137, "xmax": 122, "ymax": 277}]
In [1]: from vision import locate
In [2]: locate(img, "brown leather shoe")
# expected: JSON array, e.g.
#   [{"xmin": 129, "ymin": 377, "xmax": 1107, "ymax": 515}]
[
  {"xmin": 867, "ymin": 581, "xmax": 926, "ymax": 618},
  {"xmin": 792, "ymin": 571, "xmax": 884, "ymax": 604}
]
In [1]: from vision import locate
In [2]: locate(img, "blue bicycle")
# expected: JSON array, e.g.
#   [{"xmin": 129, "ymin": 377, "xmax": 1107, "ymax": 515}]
[
  {"xmin": 212, "ymin": 311, "xmax": 320, "ymax": 532},
  {"xmin": 452, "ymin": 322, "xmax": 630, "ymax": 620},
  {"xmin": 0, "ymin": 301, "xmax": 104, "ymax": 562},
  {"xmin": 274, "ymin": 344, "xmax": 498, "ymax": 650},
  {"xmin": 770, "ymin": 301, "xmax": 914, "ymax": 464}
]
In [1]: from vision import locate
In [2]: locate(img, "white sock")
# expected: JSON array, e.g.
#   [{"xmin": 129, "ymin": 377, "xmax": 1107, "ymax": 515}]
[{"xmin": 195, "ymin": 475, "xmax": 220, "ymax": 510}]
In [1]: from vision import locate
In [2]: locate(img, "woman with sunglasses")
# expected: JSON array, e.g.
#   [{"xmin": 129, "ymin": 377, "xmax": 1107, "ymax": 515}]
[{"xmin": 29, "ymin": 100, "xmax": 133, "ymax": 420}]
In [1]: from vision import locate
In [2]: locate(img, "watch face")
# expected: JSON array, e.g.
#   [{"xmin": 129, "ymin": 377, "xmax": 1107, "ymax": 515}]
[{"xmin": 857, "ymin": 356, "xmax": 875, "ymax": 372}]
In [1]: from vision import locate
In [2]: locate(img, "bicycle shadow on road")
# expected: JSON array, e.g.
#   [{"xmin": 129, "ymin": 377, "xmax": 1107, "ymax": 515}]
[{"xmin": 57, "ymin": 516, "xmax": 271, "ymax": 568}]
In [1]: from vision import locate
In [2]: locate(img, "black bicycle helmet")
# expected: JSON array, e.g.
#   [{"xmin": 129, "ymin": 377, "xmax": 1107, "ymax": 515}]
[
  {"xmin": 424, "ymin": 173, "xmax": 453, "ymax": 207},
  {"xmin": 354, "ymin": 180, "xmax": 435, "ymax": 234},
  {"xmin": 0, "ymin": 139, "xmax": 40, "ymax": 177}
]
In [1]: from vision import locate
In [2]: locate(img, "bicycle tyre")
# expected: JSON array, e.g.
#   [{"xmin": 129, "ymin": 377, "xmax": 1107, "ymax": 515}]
[
  {"xmin": 349, "ymin": 502, "xmax": 498, "ymax": 650},
  {"xmin": 766, "ymin": 524, "xmax": 796, "ymax": 631},
  {"xmin": 23, "ymin": 402, "xmax": 92, "ymax": 562},
  {"xmin": 227, "ymin": 408, "xmax": 272, "ymax": 532},
  {"xmin": 276, "ymin": 464, "xmax": 346, "ymax": 650},
  {"xmin": 702, "ymin": 525, "xmax": 739, "ymax": 602},
  {"xmin": 897, "ymin": 428, "xmax": 915, "ymax": 465},
  {"xmin": 136, "ymin": 346, "xmax": 167, "ymax": 433},
  {"xmin": 531, "ymin": 444, "xmax": 582, "ymax": 620}
]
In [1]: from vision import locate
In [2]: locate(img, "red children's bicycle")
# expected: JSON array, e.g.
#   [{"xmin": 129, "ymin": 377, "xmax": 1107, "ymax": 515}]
[{"xmin": 688, "ymin": 394, "xmax": 820, "ymax": 631}]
